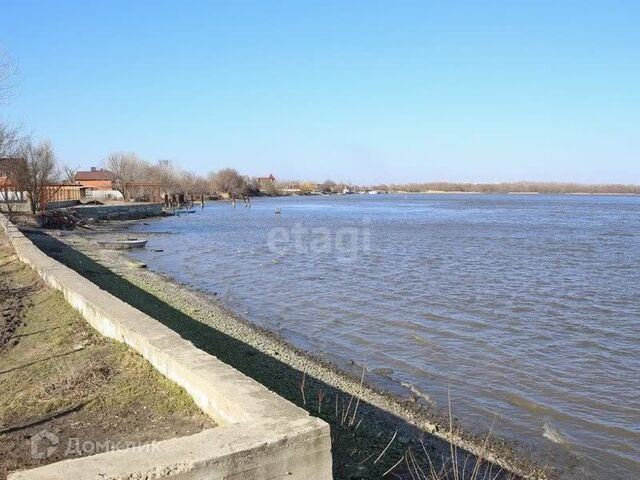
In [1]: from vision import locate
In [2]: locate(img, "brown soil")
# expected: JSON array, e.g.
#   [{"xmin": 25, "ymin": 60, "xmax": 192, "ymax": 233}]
[
  {"xmin": 0, "ymin": 253, "xmax": 28, "ymax": 351},
  {"xmin": 0, "ymin": 236, "xmax": 215, "ymax": 479}
]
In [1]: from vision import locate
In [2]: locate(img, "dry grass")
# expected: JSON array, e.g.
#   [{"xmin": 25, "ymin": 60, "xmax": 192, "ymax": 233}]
[
  {"xmin": 0, "ymin": 239, "xmax": 214, "ymax": 478},
  {"xmin": 299, "ymin": 362, "xmax": 525, "ymax": 480},
  {"xmin": 0, "ymin": 282, "xmax": 202, "ymax": 424},
  {"xmin": 377, "ymin": 391, "xmax": 518, "ymax": 480}
]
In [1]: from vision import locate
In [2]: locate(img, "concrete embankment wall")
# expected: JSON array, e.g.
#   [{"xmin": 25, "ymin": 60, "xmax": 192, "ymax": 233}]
[
  {"xmin": 0, "ymin": 200, "xmax": 79, "ymax": 213},
  {"xmin": 0, "ymin": 213, "xmax": 332, "ymax": 480},
  {"xmin": 70, "ymin": 203, "xmax": 163, "ymax": 220}
]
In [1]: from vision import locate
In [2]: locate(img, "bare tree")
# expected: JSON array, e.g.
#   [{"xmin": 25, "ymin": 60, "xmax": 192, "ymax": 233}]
[
  {"xmin": 21, "ymin": 140, "xmax": 59, "ymax": 214},
  {"xmin": 298, "ymin": 181, "xmax": 316, "ymax": 195},
  {"xmin": 0, "ymin": 50, "xmax": 22, "ymax": 215},
  {"xmin": 104, "ymin": 153, "xmax": 211, "ymax": 202},
  {"xmin": 62, "ymin": 165, "xmax": 79, "ymax": 184},
  {"xmin": 208, "ymin": 168, "xmax": 247, "ymax": 198},
  {"xmin": 320, "ymin": 179, "xmax": 336, "ymax": 193},
  {"xmin": 176, "ymin": 170, "xmax": 195, "ymax": 193},
  {"xmin": 150, "ymin": 159, "xmax": 180, "ymax": 193},
  {"xmin": 245, "ymin": 177, "xmax": 261, "ymax": 195},
  {"xmin": 260, "ymin": 180, "xmax": 281, "ymax": 196},
  {"xmin": 0, "ymin": 123, "xmax": 27, "ymax": 216},
  {"xmin": 0, "ymin": 123, "xmax": 21, "ymax": 155},
  {"xmin": 105, "ymin": 152, "xmax": 147, "ymax": 199},
  {"xmin": 0, "ymin": 158, "xmax": 28, "ymax": 217}
]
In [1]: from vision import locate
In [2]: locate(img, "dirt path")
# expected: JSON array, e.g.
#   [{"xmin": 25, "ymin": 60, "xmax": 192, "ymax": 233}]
[{"xmin": 0, "ymin": 236, "xmax": 215, "ymax": 479}]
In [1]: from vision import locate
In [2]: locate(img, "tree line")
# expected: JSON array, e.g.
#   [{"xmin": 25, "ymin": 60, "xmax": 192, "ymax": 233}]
[
  {"xmin": 382, "ymin": 181, "xmax": 640, "ymax": 194},
  {"xmin": 104, "ymin": 152, "xmax": 282, "ymax": 201},
  {"xmin": 0, "ymin": 137, "xmax": 283, "ymax": 211}
]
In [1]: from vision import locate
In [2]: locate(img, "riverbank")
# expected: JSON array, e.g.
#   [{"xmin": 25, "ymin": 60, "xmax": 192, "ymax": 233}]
[
  {"xmin": 18, "ymin": 221, "xmax": 556, "ymax": 480},
  {"xmin": 381, "ymin": 191, "xmax": 640, "ymax": 196},
  {"xmin": 0, "ymin": 234, "xmax": 214, "ymax": 479}
]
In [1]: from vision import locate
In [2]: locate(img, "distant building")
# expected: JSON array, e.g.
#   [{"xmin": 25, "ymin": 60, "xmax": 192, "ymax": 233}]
[
  {"xmin": 256, "ymin": 173, "xmax": 275, "ymax": 186},
  {"xmin": 75, "ymin": 167, "xmax": 115, "ymax": 190}
]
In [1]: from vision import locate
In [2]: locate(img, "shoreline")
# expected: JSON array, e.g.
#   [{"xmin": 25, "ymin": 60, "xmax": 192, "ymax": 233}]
[
  {"xmin": 364, "ymin": 191, "xmax": 640, "ymax": 196},
  {"xmin": 22, "ymin": 221, "xmax": 559, "ymax": 480},
  {"xmin": 268, "ymin": 191, "xmax": 640, "ymax": 197}
]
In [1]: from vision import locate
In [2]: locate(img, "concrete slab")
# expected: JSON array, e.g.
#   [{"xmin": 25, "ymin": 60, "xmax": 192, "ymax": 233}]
[{"xmin": 1, "ymin": 213, "xmax": 332, "ymax": 480}]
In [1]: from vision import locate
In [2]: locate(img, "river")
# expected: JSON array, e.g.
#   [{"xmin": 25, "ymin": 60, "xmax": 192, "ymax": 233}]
[{"xmin": 129, "ymin": 193, "xmax": 640, "ymax": 479}]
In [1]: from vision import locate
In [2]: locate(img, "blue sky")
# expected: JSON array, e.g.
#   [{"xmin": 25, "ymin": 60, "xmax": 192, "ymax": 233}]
[{"xmin": 1, "ymin": 1, "xmax": 639, "ymax": 184}]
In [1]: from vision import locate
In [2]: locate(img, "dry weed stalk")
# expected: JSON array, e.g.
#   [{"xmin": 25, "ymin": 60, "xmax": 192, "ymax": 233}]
[{"xmin": 383, "ymin": 388, "xmax": 514, "ymax": 480}]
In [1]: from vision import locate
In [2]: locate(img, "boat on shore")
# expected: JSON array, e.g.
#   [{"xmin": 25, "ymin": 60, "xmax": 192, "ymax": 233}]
[{"xmin": 97, "ymin": 238, "xmax": 148, "ymax": 250}]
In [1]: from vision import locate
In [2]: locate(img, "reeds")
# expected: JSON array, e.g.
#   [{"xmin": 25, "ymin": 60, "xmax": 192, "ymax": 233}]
[
  {"xmin": 378, "ymin": 390, "xmax": 516, "ymax": 480},
  {"xmin": 299, "ymin": 365, "xmax": 525, "ymax": 480}
]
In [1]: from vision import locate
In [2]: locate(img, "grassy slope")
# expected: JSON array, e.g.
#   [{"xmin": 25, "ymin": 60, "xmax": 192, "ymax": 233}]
[{"xmin": 0, "ymin": 240, "xmax": 213, "ymax": 479}]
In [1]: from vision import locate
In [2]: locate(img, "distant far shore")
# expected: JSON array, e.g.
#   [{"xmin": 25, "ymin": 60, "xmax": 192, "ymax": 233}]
[
  {"xmin": 389, "ymin": 190, "xmax": 640, "ymax": 196},
  {"xmin": 280, "ymin": 181, "xmax": 640, "ymax": 197}
]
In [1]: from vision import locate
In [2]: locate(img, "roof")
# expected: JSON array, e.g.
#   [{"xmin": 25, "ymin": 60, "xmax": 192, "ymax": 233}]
[
  {"xmin": 257, "ymin": 173, "xmax": 275, "ymax": 181},
  {"xmin": 75, "ymin": 169, "xmax": 115, "ymax": 181}
]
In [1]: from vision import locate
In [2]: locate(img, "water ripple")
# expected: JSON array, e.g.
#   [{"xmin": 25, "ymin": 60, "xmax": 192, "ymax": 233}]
[{"xmin": 131, "ymin": 194, "xmax": 640, "ymax": 479}]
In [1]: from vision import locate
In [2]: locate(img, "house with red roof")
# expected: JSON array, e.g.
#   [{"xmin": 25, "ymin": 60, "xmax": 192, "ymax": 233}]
[{"xmin": 74, "ymin": 167, "xmax": 115, "ymax": 190}]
